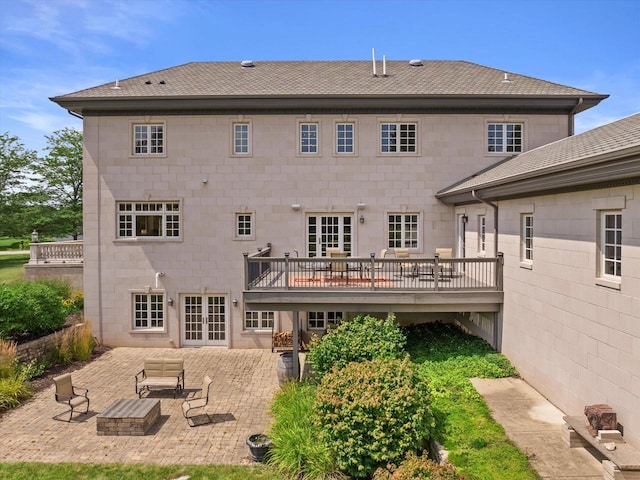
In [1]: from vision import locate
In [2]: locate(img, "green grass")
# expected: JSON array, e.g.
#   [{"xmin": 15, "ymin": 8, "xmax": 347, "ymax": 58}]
[
  {"xmin": 406, "ymin": 323, "xmax": 540, "ymax": 480},
  {"xmin": 0, "ymin": 254, "xmax": 29, "ymax": 284},
  {"xmin": 0, "ymin": 463, "xmax": 280, "ymax": 480},
  {"xmin": 0, "ymin": 237, "xmax": 29, "ymax": 251}
]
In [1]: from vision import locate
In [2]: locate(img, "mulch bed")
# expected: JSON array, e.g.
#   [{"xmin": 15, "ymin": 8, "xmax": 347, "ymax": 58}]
[{"xmin": 29, "ymin": 344, "xmax": 112, "ymax": 395}]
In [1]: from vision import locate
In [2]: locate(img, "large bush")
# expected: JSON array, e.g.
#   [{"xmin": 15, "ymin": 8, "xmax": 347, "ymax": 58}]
[
  {"xmin": 307, "ymin": 314, "xmax": 406, "ymax": 378},
  {"xmin": 0, "ymin": 281, "xmax": 68, "ymax": 340},
  {"xmin": 315, "ymin": 357, "xmax": 434, "ymax": 478}
]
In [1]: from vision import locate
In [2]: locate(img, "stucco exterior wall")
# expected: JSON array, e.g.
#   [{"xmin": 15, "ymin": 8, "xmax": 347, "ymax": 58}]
[
  {"xmin": 81, "ymin": 112, "xmax": 568, "ymax": 350},
  {"xmin": 493, "ymin": 185, "xmax": 640, "ymax": 448}
]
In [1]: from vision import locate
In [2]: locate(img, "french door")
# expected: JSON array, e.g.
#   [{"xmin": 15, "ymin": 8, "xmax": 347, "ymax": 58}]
[
  {"xmin": 307, "ymin": 215, "xmax": 353, "ymax": 256},
  {"xmin": 182, "ymin": 295, "xmax": 227, "ymax": 346}
]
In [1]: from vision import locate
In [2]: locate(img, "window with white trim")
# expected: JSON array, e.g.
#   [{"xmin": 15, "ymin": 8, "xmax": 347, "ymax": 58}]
[
  {"xmin": 521, "ymin": 214, "xmax": 533, "ymax": 263},
  {"xmin": 380, "ymin": 123, "xmax": 416, "ymax": 153},
  {"xmin": 134, "ymin": 124, "xmax": 164, "ymax": 155},
  {"xmin": 308, "ymin": 311, "xmax": 343, "ymax": 330},
  {"xmin": 245, "ymin": 311, "xmax": 274, "ymax": 330},
  {"xmin": 300, "ymin": 123, "xmax": 318, "ymax": 154},
  {"xmin": 488, "ymin": 123, "xmax": 523, "ymax": 153},
  {"xmin": 478, "ymin": 215, "xmax": 486, "ymax": 254},
  {"xmin": 236, "ymin": 213, "xmax": 253, "ymax": 238},
  {"xmin": 307, "ymin": 215, "xmax": 352, "ymax": 257},
  {"xmin": 336, "ymin": 123, "xmax": 354, "ymax": 154},
  {"xmin": 133, "ymin": 293, "xmax": 164, "ymax": 330},
  {"xmin": 600, "ymin": 211, "xmax": 622, "ymax": 279},
  {"xmin": 388, "ymin": 213, "xmax": 419, "ymax": 249},
  {"xmin": 233, "ymin": 123, "xmax": 250, "ymax": 155},
  {"xmin": 117, "ymin": 202, "xmax": 181, "ymax": 239}
]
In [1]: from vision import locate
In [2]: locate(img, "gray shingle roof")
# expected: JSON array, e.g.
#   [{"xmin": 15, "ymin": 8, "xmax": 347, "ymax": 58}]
[
  {"xmin": 53, "ymin": 60, "xmax": 603, "ymax": 99},
  {"xmin": 438, "ymin": 112, "xmax": 640, "ymax": 197}
]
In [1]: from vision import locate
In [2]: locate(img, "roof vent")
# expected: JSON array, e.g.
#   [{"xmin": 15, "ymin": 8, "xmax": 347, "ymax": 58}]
[
  {"xmin": 501, "ymin": 72, "xmax": 513, "ymax": 83},
  {"xmin": 409, "ymin": 59, "xmax": 423, "ymax": 67},
  {"xmin": 110, "ymin": 79, "xmax": 121, "ymax": 90},
  {"xmin": 145, "ymin": 80, "xmax": 152, "ymax": 85},
  {"xmin": 241, "ymin": 60, "xmax": 255, "ymax": 68},
  {"xmin": 159, "ymin": 80, "xmax": 166, "ymax": 85}
]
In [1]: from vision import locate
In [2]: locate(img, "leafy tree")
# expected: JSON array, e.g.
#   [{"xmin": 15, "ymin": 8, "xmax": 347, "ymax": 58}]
[
  {"xmin": 0, "ymin": 133, "xmax": 37, "ymax": 237},
  {"xmin": 31, "ymin": 128, "xmax": 83, "ymax": 239}
]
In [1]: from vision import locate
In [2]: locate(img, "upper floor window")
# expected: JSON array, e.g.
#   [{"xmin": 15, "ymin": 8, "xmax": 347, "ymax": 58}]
[
  {"xmin": 521, "ymin": 214, "xmax": 533, "ymax": 264},
  {"xmin": 336, "ymin": 123, "xmax": 354, "ymax": 154},
  {"xmin": 388, "ymin": 213, "xmax": 419, "ymax": 249},
  {"xmin": 117, "ymin": 201, "xmax": 181, "ymax": 239},
  {"xmin": 236, "ymin": 213, "xmax": 253, "ymax": 238},
  {"xmin": 233, "ymin": 123, "xmax": 250, "ymax": 155},
  {"xmin": 478, "ymin": 215, "xmax": 486, "ymax": 254},
  {"xmin": 488, "ymin": 123, "xmax": 523, "ymax": 153},
  {"xmin": 381, "ymin": 123, "xmax": 416, "ymax": 153},
  {"xmin": 245, "ymin": 311, "xmax": 274, "ymax": 330},
  {"xmin": 300, "ymin": 123, "xmax": 318, "ymax": 154},
  {"xmin": 601, "ymin": 211, "xmax": 622, "ymax": 279},
  {"xmin": 133, "ymin": 293, "xmax": 164, "ymax": 330},
  {"xmin": 134, "ymin": 124, "xmax": 164, "ymax": 155}
]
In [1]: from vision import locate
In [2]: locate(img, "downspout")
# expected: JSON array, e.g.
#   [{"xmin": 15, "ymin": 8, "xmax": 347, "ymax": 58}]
[
  {"xmin": 568, "ymin": 98, "xmax": 583, "ymax": 136},
  {"xmin": 67, "ymin": 110, "xmax": 83, "ymax": 120},
  {"xmin": 472, "ymin": 190, "xmax": 499, "ymax": 258}
]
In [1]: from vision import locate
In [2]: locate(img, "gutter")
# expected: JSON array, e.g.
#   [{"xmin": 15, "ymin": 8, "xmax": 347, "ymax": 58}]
[
  {"xmin": 472, "ymin": 190, "xmax": 499, "ymax": 257},
  {"xmin": 568, "ymin": 97, "xmax": 583, "ymax": 136},
  {"xmin": 67, "ymin": 110, "xmax": 83, "ymax": 120}
]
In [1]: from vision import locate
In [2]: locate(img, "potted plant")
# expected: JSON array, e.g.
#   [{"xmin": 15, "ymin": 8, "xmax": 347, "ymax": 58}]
[{"xmin": 246, "ymin": 433, "xmax": 271, "ymax": 462}]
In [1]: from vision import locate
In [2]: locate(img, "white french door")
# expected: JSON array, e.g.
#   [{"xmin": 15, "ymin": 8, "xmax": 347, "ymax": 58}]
[
  {"xmin": 307, "ymin": 215, "xmax": 353, "ymax": 256},
  {"xmin": 182, "ymin": 295, "xmax": 227, "ymax": 346}
]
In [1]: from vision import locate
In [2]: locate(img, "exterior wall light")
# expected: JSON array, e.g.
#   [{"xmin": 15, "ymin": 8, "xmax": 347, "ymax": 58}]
[
  {"xmin": 359, "ymin": 214, "xmax": 365, "ymax": 224},
  {"xmin": 291, "ymin": 204, "xmax": 301, "ymax": 210}
]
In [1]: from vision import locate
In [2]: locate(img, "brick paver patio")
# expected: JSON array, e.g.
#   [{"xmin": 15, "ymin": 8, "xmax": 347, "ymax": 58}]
[{"xmin": 0, "ymin": 347, "xmax": 280, "ymax": 465}]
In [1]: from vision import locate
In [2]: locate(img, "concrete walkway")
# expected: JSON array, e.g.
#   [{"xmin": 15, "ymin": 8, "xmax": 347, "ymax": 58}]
[
  {"xmin": 0, "ymin": 347, "xmax": 280, "ymax": 465},
  {"xmin": 472, "ymin": 377, "xmax": 605, "ymax": 480}
]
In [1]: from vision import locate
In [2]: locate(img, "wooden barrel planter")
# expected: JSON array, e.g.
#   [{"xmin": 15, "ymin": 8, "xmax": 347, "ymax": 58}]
[{"xmin": 276, "ymin": 351, "xmax": 296, "ymax": 385}]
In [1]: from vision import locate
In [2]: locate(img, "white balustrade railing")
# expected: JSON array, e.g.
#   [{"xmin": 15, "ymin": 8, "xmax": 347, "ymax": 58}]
[{"xmin": 29, "ymin": 241, "xmax": 84, "ymax": 264}]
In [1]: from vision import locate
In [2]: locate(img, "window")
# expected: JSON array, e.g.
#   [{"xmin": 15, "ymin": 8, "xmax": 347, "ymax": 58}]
[
  {"xmin": 336, "ymin": 123, "xmax": 354, "ymax": 154},
  {"xmin": 133, "ymin": 293, "xmax": 164, "ymax": 330},
  {"xmin": 308, "ymin": 311, "xmax": 343, "ymax": 330},
  {"xmin": 117, "ymin": 202, "xmax": 180, "ymax": 239},
  {"xmin": 478, "ymin": 215, "xmax": 486, "ymax": 254},
  {"xmin": 134, "ymin": 124, "xmax": 164, "ymax": 155},
  {"xmin": 488, "ymin": 123, "xmax": 523, "ymax": 153},
  {"xmin": 236, "ymin": 213, "xmax": 253, "ymax": 238},
  {"xmin": 388, "ymin": 213, "xmax": 419, "ymax": 249},
  {"xmin": 381, "ymin": 123, "xmax": 416, "ymax": 153},
  {"xmin": 245, "ymin": 311, "xmax": 274, "ymax": 330},
  {"xmin": 521, "ymin": 214, "xmax": 533, "ymax": 263},
  {"xmin": 233, "ymin": 123, "xmax": 250, "ymax": 154},
  {"xmin": 300, "ymin": 123, "xmax": 318, "ymax": 154},
  {"xmin": 601, "ymin": 211, "xmax": 622, "ymax": 278},
  {"xmin": 307, "ymin": 215, "xmax": 352, "ymax": 257}
]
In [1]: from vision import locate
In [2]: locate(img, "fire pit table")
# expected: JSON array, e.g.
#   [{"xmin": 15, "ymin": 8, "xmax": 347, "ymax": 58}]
[{"xmin": 97, "ymin": 398, "xmax": 160, "ymax": 436}]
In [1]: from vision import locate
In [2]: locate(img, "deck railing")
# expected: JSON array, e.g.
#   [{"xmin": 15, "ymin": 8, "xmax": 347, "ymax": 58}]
[
  {"xmin": 244, "ymin": 251, "xmax": 503, "ymax": 292},
  {"xmin": 29, "ymin": 241, "xmax": 84, "ymax": 264}
]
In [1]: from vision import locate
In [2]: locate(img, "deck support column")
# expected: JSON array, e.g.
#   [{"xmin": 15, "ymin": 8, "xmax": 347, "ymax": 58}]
[{"xmin": 292, "ymin": 311, "xmax": 300, "ymax": 380}]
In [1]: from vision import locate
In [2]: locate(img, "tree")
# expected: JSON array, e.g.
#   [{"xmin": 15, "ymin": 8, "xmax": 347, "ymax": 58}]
[
  {"xmin": 0, "ymin": 133, "xmax": 38, "ymax": 237},
  {"xmin": 32, "ymin": 128, "xmax": 83, "ymax": 240}
]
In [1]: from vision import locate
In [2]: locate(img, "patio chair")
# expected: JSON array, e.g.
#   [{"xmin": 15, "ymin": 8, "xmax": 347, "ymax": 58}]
[
  {"xmin": 394, "ymin": 248, "xmax": 415, "ymax": 276},
  {"xmin": 327, "ymin": 251, "xmax": 348, "ymax": 282},
  {"xmin": 53, "ymin": 373, "xmax": 90, "ymax": 422},
  {"xmin": 435, "ymin": 248, "xmax": 454, "ymax": 278},
  {"xmin": 182, "ymin": 375, "xmax": 213, "ymax": 427}
]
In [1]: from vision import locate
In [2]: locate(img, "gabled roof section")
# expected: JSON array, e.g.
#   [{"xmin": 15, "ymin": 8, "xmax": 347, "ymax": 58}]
[
  {"xmin": 50, "ymin": 60, "xmax": 607, "ymax": 115},
  {"xmin": 437, "ymin": 113, "xmax": 640, "ymax": 203}
]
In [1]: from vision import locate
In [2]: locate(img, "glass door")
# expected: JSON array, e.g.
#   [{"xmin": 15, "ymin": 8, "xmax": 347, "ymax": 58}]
[
  {"xmin": 307, "ymin": 215, "xmax": 353, "ymax": 256},
  {"xmin": 182, "ymin": 295, "xmax": 227, "ymax": 346}
]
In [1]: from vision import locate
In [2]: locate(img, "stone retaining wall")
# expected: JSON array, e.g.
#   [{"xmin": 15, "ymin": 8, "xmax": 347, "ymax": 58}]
[{"xmin": 16, "ymin": 324, "xmax": 78, "ymax": 363}]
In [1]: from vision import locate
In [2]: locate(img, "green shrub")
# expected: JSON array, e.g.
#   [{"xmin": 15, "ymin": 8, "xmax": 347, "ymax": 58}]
[
  {"xmin": 373, "ymin": 454, "xmax": 465, "ymax": 480},
  {"xmin": 316, "ymin": 357, "xmax": 434, "ymax": 478},
  {"xmin": 268, "ymin": 382, "xmax": 344, "ymax": 479},
  {"xmin": 0, "ymin": 281, "xmax": 67, "ymax": 340},
  {"xmin": 0, "ymin": 374, "xmax": 32, "ymax": 411},
  {"xmin": 307, "ymin": 314, "xmax": 406, "ymax": 379}
]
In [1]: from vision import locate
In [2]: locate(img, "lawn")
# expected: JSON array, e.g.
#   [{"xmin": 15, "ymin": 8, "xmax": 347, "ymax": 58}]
[
  {"xmin": 0, "ymin": 463, "xmax": 279, "ymax": 480},
  {"xmin": 0, "ymin": 254, "xmax": 29, "ymax": 284}
]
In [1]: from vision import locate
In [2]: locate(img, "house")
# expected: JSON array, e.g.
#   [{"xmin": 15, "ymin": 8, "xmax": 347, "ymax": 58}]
[{"xmin": 437, "ymin": 112, "xmax": 640, "ymax": 447}]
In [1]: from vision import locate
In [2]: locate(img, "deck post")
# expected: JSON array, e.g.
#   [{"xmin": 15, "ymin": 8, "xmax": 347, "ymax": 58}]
[{"xmin": 292, "ymin": 311, "xmax": 300, "ymax": 380}]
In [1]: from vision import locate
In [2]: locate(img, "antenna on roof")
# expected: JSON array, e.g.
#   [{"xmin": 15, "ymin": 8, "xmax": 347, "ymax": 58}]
[
  {"xmin": 110, "ymin": 79, "xmax": 121, "ymax": 90},
  {"xmin": 372, "ymin": 48, "xmax": 377, "ymax": 77}
]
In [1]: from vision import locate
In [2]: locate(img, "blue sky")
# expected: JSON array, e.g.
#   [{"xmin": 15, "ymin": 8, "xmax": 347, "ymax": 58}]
[{"xmin": 1, "ymin": 0, "xmax": 639, "ymax": 154}]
